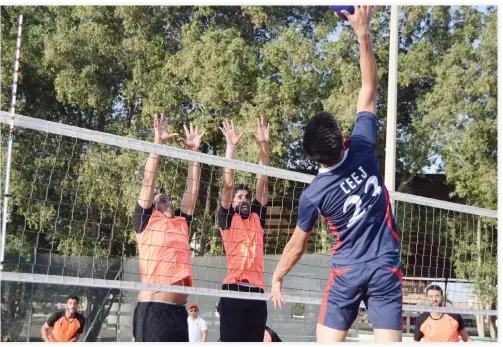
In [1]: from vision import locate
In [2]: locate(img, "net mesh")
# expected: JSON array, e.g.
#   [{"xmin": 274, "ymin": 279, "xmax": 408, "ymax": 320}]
[
  {"xmin": 0, "ymin": 111, "xmax": 497, "ymax": 323},
  {"xmin": 0, "ymin": 280, "xmax": 497, "ymax": 342}
]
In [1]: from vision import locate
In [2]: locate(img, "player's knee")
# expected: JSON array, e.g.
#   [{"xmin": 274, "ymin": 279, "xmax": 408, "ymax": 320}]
[
  {"xmin": 316, "ymin": 323, "xmax": 348, "ymax": 342},
  {"xmin": 373, "ymin": 329, "xmax": 402, "ymax": 342}
]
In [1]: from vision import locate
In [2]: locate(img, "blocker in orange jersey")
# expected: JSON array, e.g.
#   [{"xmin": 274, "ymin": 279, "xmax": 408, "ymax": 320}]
[{"xmin": 217, "ymin": 117, "xmax": 270, "ymax": 342}]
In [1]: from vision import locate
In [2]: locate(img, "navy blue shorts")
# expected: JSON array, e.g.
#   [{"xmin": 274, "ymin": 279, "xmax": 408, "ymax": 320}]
[{"xmin": 318, "ymin": 256, "xmax": 403, "ymax": 331}]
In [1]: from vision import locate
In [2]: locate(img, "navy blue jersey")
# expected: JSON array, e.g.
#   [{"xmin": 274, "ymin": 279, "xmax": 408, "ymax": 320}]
[{"xmin": 298, "ymin": 112, "xmax": 400, "ymax": 265}]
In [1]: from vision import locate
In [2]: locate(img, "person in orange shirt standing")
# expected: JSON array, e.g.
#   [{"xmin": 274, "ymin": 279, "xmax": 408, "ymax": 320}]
[
  {"xmin": 217, "ymin": 117, "xmax": 270, "ymax": 342},
  {"xmin": 41, "ymin": 295, "xmax": 85, "ymax": 342},
  {"xmin": 414, "ymin": 285, "xmax": 472, "ymax": 342},
  {"xmin": 133, "ymin": 114, "xmax": 204, "ymax": 342}
]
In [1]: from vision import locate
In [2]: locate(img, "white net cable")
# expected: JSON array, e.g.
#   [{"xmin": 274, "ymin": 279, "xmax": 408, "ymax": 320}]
[{"xmin": 0, "ymin": 111, "xmax": 497, "ymax": 316}]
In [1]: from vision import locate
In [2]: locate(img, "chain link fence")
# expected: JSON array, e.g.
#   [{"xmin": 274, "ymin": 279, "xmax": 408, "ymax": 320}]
[{"xmin": 1, "ymin": 281, "xmax": 124, "ymax": 342}]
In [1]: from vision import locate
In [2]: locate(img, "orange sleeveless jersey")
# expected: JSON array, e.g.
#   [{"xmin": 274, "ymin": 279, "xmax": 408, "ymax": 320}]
[
  {"xmin": 221, "ymin": 212, "xmax": 265, "ymax": 289},
  {"xmin": 136, "ymin": 210, "xmax": 192, "ymax": 300}
]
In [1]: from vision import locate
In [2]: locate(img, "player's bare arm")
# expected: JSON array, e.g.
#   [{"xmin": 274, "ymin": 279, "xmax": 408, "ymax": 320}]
[
  {"xmin": 41, "ymin": 323, "xmax": 51, "ymax": 342},
  {"xmin": 254, "ymin": 117, "xmax": 270, "ymax": 206},
  {"xmin": 138, "ymin": 114, "xmax": 178, "ymax": 209},
  {"xmin": 459, "ymin": 329, "xmax": 472, "ymax": 342},
  {"xmin": 269, "ymin": 226, "xmax": 311, "ymax": 309},
  {"xmin": 69, "ymin": 333, "xmax": 81, "ymax": 342},
  {"xmin": 178, "ymin": 123, "xmax": 205, "ymax": 216},
  {"xmin": 342, "ymin": 6, "xmax": 378, "ymax": 115},
  {"xmin": 219, "ymin": 120, "xmax": 244, "ymax": 209}
]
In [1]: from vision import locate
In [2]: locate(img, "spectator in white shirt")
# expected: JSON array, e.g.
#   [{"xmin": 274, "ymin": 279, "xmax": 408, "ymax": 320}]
[{"xmin": 187, "ymin": 304, "xmax": 208, "ymax": 342}]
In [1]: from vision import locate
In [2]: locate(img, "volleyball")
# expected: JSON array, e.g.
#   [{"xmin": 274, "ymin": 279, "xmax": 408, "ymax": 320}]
[{"xmin": 330, "ymin": 6, "xmax": 355, "ymax": 21}]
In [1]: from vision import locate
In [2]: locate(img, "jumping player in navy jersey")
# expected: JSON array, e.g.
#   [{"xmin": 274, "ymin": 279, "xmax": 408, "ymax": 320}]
[{"xmin": 269, "ymin": 6, "xmax": 402, "ymax": 342}]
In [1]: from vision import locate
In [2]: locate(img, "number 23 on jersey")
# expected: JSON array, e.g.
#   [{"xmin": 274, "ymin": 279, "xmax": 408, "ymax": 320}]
[{"xmin": 341, "ymin": 166, "xmax": 382, "ymax": 228}]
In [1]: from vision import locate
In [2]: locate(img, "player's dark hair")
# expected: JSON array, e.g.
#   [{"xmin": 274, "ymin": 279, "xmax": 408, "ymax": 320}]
[
  {"xmin": 426, "ymin": 284, "xmax": 443, "ymax": 296},
  {"xmin": 303, "ymin": 112, "xmax": 344, "ymax": 165},
  {"xmin": 67, "ymin": 295, "xmax": 79, "ymax": 303},
  {"xmin": 232, "ymin": 184, "xmax": 251, "ymax": 198}
]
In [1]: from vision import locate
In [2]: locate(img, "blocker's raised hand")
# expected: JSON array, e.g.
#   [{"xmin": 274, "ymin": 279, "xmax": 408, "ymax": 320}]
[
  {"xmin": 253, "ymin": 116, "xmax": 270, "ymax": 144},
  {"xmin": 178, "ymin": 123, "xmax": 205, "ymax": 151},
  {"xmin": 219, "ymin": 119, "xmax": 244, "ymax": 146},
  {"xmin": 154, "ymin": 114, "xmax": 178, "ymax": 143}
]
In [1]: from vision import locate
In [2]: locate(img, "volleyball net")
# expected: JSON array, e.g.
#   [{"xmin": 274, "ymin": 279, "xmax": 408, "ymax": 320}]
[{"xmin": 0, "ymin": 111, "xmax": 497, "ymax": 319}]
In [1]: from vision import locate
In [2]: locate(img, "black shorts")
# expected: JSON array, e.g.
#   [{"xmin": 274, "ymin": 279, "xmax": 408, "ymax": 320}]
[
  {"xmin": 133, "ymin": 301, "xmax": 188, "ymax": 342},
  {"xmin": 219, "ymin": 284, "xmax": 267, "ymax": 342}
]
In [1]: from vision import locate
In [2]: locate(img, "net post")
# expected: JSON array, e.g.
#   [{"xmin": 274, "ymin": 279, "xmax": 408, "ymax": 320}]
[
  {"xmin": 384, "ymin": 5, "xmax": 398, "ymax": 206},
  {"xmin": 1, "ymin": 14, "xmax": 23, "ymax": 270}
]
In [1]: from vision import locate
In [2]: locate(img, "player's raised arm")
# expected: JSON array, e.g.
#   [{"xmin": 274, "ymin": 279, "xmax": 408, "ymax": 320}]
[
  {"xmin": 137, "ymin": 114, "xmax": 178, "ymax": 209},
  {"xmin": 343, "ymin": 6, "xmax": 378, "ymax": 115},
  {"xmin": 178, "ymin": 124, "xmax": 204, "ymax": 216},
  {"xmin": 253, "ymin": 117, "xmax": 270, "ymax": 206},
  {"xmin": 219, "ymin": 120, "xmax": 244, "ymax": 209}
]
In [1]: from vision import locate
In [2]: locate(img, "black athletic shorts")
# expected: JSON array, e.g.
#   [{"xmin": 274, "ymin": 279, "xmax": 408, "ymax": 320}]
[
  {"xmin": 133, "ymin": 301, "xmax": 188, "ymax": 342},
  {"xmin": 219, "ymin": 284, "xmax": 267, "ymax": 342}
]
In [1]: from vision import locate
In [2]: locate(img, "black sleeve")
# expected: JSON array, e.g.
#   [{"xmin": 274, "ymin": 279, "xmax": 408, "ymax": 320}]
[
  {"xmin": 76, "ymin": 313, "xmax": 86, "ymax": 334},
  {"xmin": 134, "ymin": 202, "xmax": 153, "ymax": 233},
  {"xmin": 265, "ymin": 326, "xmax": 282, "ymax": 342},
  {"xmin": 218, "ymin": 204, "xmax": 235, "ymax": 230},
  {"xmin": 174, "ymin": 209, "xmax": 193, "ymax": 227},
  {"xmin": 452, "ymin": 314, "xmax": 465, "ymax": 331},
  {"xmin": 46, "ymin": 311, "xmax": 63, "ymax": 327},
  {"xmin": 251, "ymin": 199, "xmax": 267, "ymax": 229},
  {"xmin": 414, "ymin": 313, "xmax": 427, "ymax": 341}
]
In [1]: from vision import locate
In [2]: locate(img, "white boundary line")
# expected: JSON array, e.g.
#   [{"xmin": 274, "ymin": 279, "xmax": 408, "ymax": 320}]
[{"xmin": 0, "ymin": 111, "xmax": 497, "ymax": 218}]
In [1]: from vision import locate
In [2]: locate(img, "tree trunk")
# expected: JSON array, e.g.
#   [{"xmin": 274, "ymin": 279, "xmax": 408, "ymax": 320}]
[
  {"xmin": 473, "ymin": 293, "xmax": 485, "ymax": 338},
  {"xmin": 475, "ymin": 218, "xmax": 485, "ymax": 338},
  {"xmin": 397, "ymin": 173, "xmax": 416, "ymax": 193},
  {"xmin": 197, "ymin": 179, "xmax": 213, "ymax": 256},
  {"xmin": 488, "ymin": 300, "xmax": 497, "ymax": 338}
]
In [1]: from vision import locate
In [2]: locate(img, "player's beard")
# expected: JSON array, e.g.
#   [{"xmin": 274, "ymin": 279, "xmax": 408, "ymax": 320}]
[{"xmin": 236, "ymin": 201, "xmax": 250, "ymax": 217}]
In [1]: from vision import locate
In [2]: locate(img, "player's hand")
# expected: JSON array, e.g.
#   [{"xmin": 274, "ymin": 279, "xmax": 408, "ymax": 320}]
[
  {"xmin": 178, "ymin": 123, "xmax": 205, "ymax": 151},
  {"xmin": 253, "ymin": 116, "xmax": 270, "ymax": 144},
  {"xmin": 219, "ymin": 119, "xmax": 244, "ymax": 146},
  {"xmin": 269, "ymin": 276, "xmax": 285, "ymax": 310},
  {"xmin": 154, "ymin": 114, "xmax": 178, "ymax": 144},
  {"xmin": 341, "ymin": 6, "xmax": 377, "ymax": 38}
]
